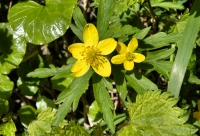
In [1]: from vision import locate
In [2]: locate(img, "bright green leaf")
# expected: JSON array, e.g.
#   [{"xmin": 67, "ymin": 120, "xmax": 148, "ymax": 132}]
[
  {"xmin": 18, "ymin": 105, "xmax": 37, "ymax": 128},
  {"xmin": 0, "ymin": 23, "xmax": 26, "ymax": 74},
  {"xmin": 0, "ymin": 74, "xmax": 14, "ymax": 99},
  {"xmin": 27, "ymin": 108, "xmax": 56, "ymax": 136},
  {"xmin": 88, "ymin": 101, "xmax": 103, "ymax": 125},
  {"xmin": 125, "ymin": 70, "xmax": 158, "ymax": 95},
  {"xmin": 0, "ymin": 98, "xmax": 9, "ymax": 116},
  {"xmin": 134, "ymin": 27, "xmax": 151, "ymax": 40},
  {"xmin": 8, "ymin": 0, "xmax": 77, "ymax": 44},
  {"xmin": 92, "ymin": 74, "xmax": 115, "ymax": 134},
  {"xmin": 117, "ymin": 91, "xmax": 198, "ymax": 136},
  {"xmin": 0, "ymin": 119, "xmax": 16, "ymax": 136},
  {"xmin": 36, "ymin": 96, "xmax": 56, "ymax": 112},
  {"xmin": 151, "ymin": 0, "xmax": 185, "ymax": 10}
]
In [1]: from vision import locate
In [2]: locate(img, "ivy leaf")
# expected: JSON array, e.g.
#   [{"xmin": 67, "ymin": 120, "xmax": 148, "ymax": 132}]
[
  {"xmin": 0, "ymin": 119, "xmax": 16, "ymax": 136},
  {"xmin": 0, "ymin": 74, "xmax": 14, "ymax": 99},
  {"xmin": 36, "ymin": 96, "xmax": 56, "ymax": 112},
  {"xmin": 0, "ymin": 23, "xmax": 26, "ymax": 74},
  {"xmin": 0, "ymin": 98, "xmax": 9, "ymax": 116},
  {"xmin": 8, "ymin": 0, "xmax": 77, "ymax": 45},
  {"xmin": 117, "ymin": 91, "xmax": 198, "ymax": 136},
  {"xmin": 27, "ymin": 108, "xmax": 56, "ymax": 136},
  {"xmin": 92, "ymin": 74, "xmax": 115, "ymax": 134},
  {"xmin": 18, "ymin": 105, "xmax": 38, "ymax": 128}
]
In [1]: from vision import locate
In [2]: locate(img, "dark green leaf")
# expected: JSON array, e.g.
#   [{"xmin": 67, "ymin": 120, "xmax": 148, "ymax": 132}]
[
  {"xmin": 18, "ymin": 105, "xmax": 37, "ymax": 128},
  {"xmin": 125, "ymin": 70, "xmax": 158, "ymax": 95},
  {"xmin": 97, "ymin": 0, "xmax": 116, "ymax": 40},
  {"xmin": 0, "ymin": 23, "xmax": 26, "ymax": 74},
  {"xmin": 92, "ymin": 74, "xmax": 115, "ymax": 133},
  {"xmin": 52, "ymin": 70, "xmax": 93, "ymax": 126}
]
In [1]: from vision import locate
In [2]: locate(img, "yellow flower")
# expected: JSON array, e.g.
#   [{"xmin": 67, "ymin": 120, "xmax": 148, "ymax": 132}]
[
  {"xmin": 68, "ymin": 23, "xmax": 117, "ymax": 77},
  {"xmin": 111, "ymin": 38, "xmax": 145, "ymax": 70},
  {"xmin": 193, "ymin": 100, "xmax": 200, "ymax": 122}
]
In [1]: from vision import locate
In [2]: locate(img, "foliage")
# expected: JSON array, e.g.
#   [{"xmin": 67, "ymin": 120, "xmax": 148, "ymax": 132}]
[{"xmin": 0, "ymin": 0, "xmax": 200, "ymax": 135}]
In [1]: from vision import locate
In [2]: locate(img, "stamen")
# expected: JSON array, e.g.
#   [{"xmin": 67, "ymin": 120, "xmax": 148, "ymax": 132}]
[{"xmin": 126, "ymin": 52, "xmax": 135, "ymax": 61}]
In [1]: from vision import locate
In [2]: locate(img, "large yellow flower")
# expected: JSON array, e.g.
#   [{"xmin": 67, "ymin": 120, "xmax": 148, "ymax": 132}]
[
  {"xmin": 68, "ymin": 23, "xmax": 117, "ymax": 77},
  {"xmin": 111, "ymin": 38, "xmax": 145, "ymax": 70}
]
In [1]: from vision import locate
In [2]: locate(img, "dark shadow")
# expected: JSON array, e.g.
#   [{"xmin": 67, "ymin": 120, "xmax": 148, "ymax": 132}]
[{"xmin": 0, "ymin": 26, "xmax": 15, "ymax": 69}]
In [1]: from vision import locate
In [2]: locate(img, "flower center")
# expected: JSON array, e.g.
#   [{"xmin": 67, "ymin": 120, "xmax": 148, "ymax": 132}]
[
  {"xmin": 126, "ymin": 52, "xmax": 135, "ymax": 61},
  {"xmin": 80, "ymin": 46, "xmax": 107, "ymax": 70}
]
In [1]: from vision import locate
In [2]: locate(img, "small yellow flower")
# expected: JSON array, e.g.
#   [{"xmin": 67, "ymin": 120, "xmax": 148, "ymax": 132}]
[
  {"xmin": 111, "ymin": 38, "xmax": 145, "ymax": 70},
  {"xmin": 193, "ymin": 100, "xmax": 200, "ymax": 122},
  {"xmin": 68, "ymin": 23, "xmax": 117, "ymax": 77}
]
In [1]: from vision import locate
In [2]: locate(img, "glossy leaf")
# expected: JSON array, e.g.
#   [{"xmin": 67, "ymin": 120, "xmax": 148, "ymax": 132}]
[
  {"xmin": 8, "ymin": 0, "xmax": 77, "ymax": 44},
  {"xmin": 27, "ymin": 108, "xmax": 56, "ymax": 136},
  {"xmin": 0, "ymin": 98, "xmax": 8, "ymax": 116},
  {"xmin": 18, "ymin": 105, "xmax": 37, "ymax": 128},
  {"xmin": 0, "ymin": 74, "xmax": 14, "ymax": 99},
  {"xmin": 125, "ymin": 70, "xmax": 158, "ymax": 95},
  {"xmin": 88, "ymin": 101, "xmax": 102, "ymax": 126},
  {"xmin": 0, "ymin": 119, "xmax": 16, "ymax": 136},
  {"xmin": 117, "ymin": 91, "xmax": 198, "ymax": 136},
  {"xmin": 0, "ymin": 23, "xmax": 26, "ymax": 74},
  {"xmin": 168, "ymin": 0, "xmax": 200, "ymax": 97},
  {"xmin": 92, "ymin": 74, "xmax": 115, "ymax": 133},
  {"xmin": 36, "ymin": 96, "xmax": 56, "ymax": 112}
]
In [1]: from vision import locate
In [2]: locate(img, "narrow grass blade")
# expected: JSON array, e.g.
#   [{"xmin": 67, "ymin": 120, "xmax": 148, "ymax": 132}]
[{"xmin": 167, "ymin": 0, "xmax": 200, "ymax": 98}]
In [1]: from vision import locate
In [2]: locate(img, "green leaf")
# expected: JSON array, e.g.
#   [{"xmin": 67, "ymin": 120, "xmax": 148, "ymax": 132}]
[
  {"xmin": 92, "ymin": 74, "xmax": 115, "ymax": 133},
  {"xmin": 125, "ymin": 70, "xmax": 158, "ymax": 95},
  {"xmin": 18, "ymin": 105, "xmax": 37, "ymax": 128},
  {"xmin": 0, "ymin": 74, "xmax": 14, "ymax": 99},
  {"xmin": 188, "ymin": 73, "xmax": 200, "ymax": 85},
  {"xmin": 151, "ymin": 0, "xmax": 185, "ymax": 10},
  {"xmin": 102, "ymin": 77, "xmax": 113, "ymax": 91},
  {"xmin": 145, "ymin": 48, "xmax": 175, "ymax": 61},
  {"xmin": 0, "ymin": 23, "xmax": 26, "ymax": 74},
  {"xmin": 97, "ymin": 0, "xmax": 116, "ymax": 40},
  {"xmin": 134, "ymin": 27, "xmax": 151, "ymax": 40},
  {"xmin": 88, "ymin": 101, "xmax": 103, "ymax": 125},
  {"xmin": 36, "ymin": 96, "xmax": 56, "ymax": 112},
  {"xmin": 112, "ymin": 65, "xmax": 128, "ymax": 106},
  {"xmin": 117, "ymin": 91, "xmax": 198, "ymax": 136},
  {"xmin": 51, "ymin": 73, "xmax": 74, "ymax": 92},
  {"xmin": 8, "ymin": 0, "xmax": 77, "ymax": 44},
  {"xmin": 0, "ymin": 98, "xmax": 9, "ymax": 116},
  {"xmin": 0, "ymin": 119, "xmax": 16, "ymax": 136},
  {"xmin": 27, "ymin": 108, "xmax": 56, "ymax": 136},
  {"xmin": 145, "ymin": 60, "xmax": 173, "ymax": 79},
  {"xmin": 27, "ymin": 65, "xmax": 72, "ymax": 79},
  {"xmin": 168, "ymin": 0, "xmax": 200, "ymax": 97},
  {"xmin": 52, "ymin": 70, "xmax": 93, "ymax": 126},
  {"xmin": 139, "ymin": 32, "xmax": 182, "ymax": 51},
  {"xmin": 73, "ymin": 6, "xmax": 87, "ymax": 31}
]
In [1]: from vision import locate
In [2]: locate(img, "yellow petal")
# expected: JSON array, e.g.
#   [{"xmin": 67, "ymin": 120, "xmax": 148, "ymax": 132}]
[
  {"xmin": 124, "ymin": 60, "xmax": 134, "ymax": 71},
  {"xmin": 133, "ymin": 53, "xmax": 145, "ymax": 63},
  {"xmin": 68, "ymin": 43, "xmax": 85, "ymax": 59},
  {"xmin": 92, "ymin": 56, "xmax": 111, "ymax": 77},
  {"xmin": 111, "ymin": 54, "xmax": 126, "ymax": 64},
  {"xmin": 97, "ymin": 38, "xmax": 117, "ymax": 55},
  {"xmin": 83, "ymin": 24, "xmax": 99, "ymax": 47},
  {"xmin": 116, "ymin": 42, "xmax": 127, "ymax": 54},
  {"xmin": 127, "ymin": 38, "xmax": 138, "ymax": 52},
  {"xmin": 71, "ymin": 60, "xmax": 90, "ymax": 77},
  {"xmin": 193, "ymin": 112, "xmax": 200, "ymax": 121}
]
